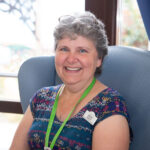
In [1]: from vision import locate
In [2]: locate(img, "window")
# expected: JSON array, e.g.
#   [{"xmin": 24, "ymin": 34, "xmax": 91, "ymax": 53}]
[
  {"xmin": 0, "ymin": 0, "xmax": 85, "ymax": 102},
  {"xmin": 117, "ymin": 0, "xmax": 149, "ymax": 50}
]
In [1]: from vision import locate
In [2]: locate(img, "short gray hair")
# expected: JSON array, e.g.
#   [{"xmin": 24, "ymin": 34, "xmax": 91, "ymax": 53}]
[{"xmin": 53, "ymin": 11, "xmax": 108, "ymax": 75}]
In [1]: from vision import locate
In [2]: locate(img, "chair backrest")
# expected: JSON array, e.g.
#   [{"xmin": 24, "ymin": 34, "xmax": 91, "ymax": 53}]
[{"xmin": 18, "ymin": 46, "xmax": 150, "ymax": 150}]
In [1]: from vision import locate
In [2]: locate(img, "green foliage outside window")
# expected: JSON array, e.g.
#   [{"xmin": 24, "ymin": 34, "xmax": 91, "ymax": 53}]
[{"xmin": 121, "ymin": 0, "xmax": 148, "ymax": 49}]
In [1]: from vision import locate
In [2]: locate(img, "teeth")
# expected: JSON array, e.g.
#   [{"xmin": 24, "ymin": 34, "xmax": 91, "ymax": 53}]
[{"xmin": 66, "ymin": 67, "xmax": 80, "ymax": 71}]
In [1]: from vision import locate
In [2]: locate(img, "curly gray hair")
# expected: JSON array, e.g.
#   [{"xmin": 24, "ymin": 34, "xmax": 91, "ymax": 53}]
[{"xmin": 53, "ymin": 11, "xmax": 108, "ymax": 75}]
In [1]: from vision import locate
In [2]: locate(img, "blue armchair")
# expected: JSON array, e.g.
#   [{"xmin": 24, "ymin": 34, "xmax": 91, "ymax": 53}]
[{"xmin": 18, "ymin": 46, "xmax": 150, "ymax": 150}]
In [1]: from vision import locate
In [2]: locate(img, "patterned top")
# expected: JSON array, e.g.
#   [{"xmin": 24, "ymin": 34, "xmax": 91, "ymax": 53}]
[{"xmin": 28, "ymin": 85, "xmax": 129, "ymax": 150}]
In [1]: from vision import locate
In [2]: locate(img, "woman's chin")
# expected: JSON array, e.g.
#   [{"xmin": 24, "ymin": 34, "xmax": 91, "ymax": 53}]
[{"xmin": 62, "ymin": 78, "xmax": 81, "ymax": 86}]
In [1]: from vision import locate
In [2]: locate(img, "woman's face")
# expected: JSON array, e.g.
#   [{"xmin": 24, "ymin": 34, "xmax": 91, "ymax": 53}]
[{"xmin": 55, "ymin": 36, "xmax": 101, "ymax": 86}]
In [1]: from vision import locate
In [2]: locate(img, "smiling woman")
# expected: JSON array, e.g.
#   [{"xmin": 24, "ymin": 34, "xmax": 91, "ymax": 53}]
[{"xmin": 10, "ymin": 11, "xmax": 130, "ymax": 150}]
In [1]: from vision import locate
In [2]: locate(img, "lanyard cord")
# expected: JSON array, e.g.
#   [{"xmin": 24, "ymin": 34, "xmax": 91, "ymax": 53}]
[{"xmin": 44, "ymin": 77, "xmax": 96, "ymax": 150}]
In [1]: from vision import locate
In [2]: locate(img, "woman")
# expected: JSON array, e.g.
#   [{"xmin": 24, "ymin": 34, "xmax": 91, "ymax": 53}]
[{"xmin": 10, "ymin": 11, "xmax": 130, "ymax": 150}]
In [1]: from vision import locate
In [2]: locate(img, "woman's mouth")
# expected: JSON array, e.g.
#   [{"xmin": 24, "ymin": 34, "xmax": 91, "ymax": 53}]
[{"xmin": 65, "ymin": 67, "xmax": 81, "ymax": 71}]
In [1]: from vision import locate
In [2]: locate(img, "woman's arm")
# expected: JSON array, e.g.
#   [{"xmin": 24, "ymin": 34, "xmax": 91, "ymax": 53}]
[
  {"xmin": 92, "ymin": 115, "xmax": 130, "ymax": 150},
  {"xmin": 10, "ymin": 106, "xmax": 33, "ymax": 150}
]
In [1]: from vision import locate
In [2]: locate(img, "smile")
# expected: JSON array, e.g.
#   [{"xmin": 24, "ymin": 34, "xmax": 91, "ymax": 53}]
[{"xmin": 65, "ymin": 67, "xmax": 81, "ymax": 71}]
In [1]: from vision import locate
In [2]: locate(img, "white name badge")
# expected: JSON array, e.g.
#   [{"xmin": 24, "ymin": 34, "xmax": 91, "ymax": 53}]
[
  {"xmin": 44, "ymin": 147, "xmax": 51, "ymax": 150},
  {"xmin": 83, "ymin": 110, "xmax": 97, "ymax": 125}
]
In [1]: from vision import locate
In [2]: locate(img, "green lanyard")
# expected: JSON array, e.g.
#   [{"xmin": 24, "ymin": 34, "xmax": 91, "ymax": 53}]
[{"xmin": 44, "ymin": 77, "xmax": 96, "ymax": 150}]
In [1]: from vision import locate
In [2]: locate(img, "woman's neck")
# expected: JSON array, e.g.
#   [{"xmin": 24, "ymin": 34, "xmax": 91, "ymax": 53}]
[{"xmin": 63, "ymin": 78, "xmax": 94, "ymax": 97}]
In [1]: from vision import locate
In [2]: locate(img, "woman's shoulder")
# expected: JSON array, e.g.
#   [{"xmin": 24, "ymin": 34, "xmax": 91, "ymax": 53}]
[
  {"xmin": 93, "ymin": 87, "xmax": 129, "ymax": 122},
  {"xmin": 36, "ymin": 84, "xmax": 62, "ymax": 95},
  {"xmin": 94, "ymin": 81, "xmax": 124, "ymax": 102},
  {"xmin": 96, "ymin": 87, "xmax": 127, "ymax": 113},
  {"xmin": 30, "ymin": 84, "xmax": 62, "ymax": 107},
  {"xmin": 29, "ymin": 84, "xmax": 62, "ymax": 118},
  {"xmin": 96, "ymin": 87, "xmax": 125, "ymax": 102}
]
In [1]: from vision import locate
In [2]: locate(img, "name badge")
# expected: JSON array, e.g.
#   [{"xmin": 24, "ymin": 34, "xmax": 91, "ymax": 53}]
[
  {"xmin": 83, "ymin": 110, "xmax": 97, "ymax": 125},
  {"xmin": 44, "ymin": 147, "xmax": 51, "ymax": 150}
]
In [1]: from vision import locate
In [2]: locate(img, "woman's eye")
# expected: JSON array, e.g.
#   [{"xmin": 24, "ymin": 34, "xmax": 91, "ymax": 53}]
[
  {"xmin": 60, "ymin": 47, "xmax": 68, "ymax": 52},
  {"xmin": 80, "ymin": 49, "xmax": 87, "ymax": 53}
]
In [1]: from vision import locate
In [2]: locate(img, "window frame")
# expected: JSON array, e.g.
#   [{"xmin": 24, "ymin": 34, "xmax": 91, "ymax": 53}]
[
  {"xmin": 0, "ymin": 73, "xmax": 23, "ymax": 113},
  {"xmin": 85, "ymin": 0, "xmax": 117, "ymax": 45}
]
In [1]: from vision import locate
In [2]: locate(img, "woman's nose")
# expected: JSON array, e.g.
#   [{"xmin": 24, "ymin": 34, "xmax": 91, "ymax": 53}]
[{"xmin": 66, "ymin": 52, "xmax": 78, "ymax": 64}]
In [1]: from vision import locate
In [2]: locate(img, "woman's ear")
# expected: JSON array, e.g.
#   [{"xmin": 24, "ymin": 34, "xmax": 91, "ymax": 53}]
[{"xmin": 96, "ymin": 58, "xmax": 102, "ymax": 67}]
